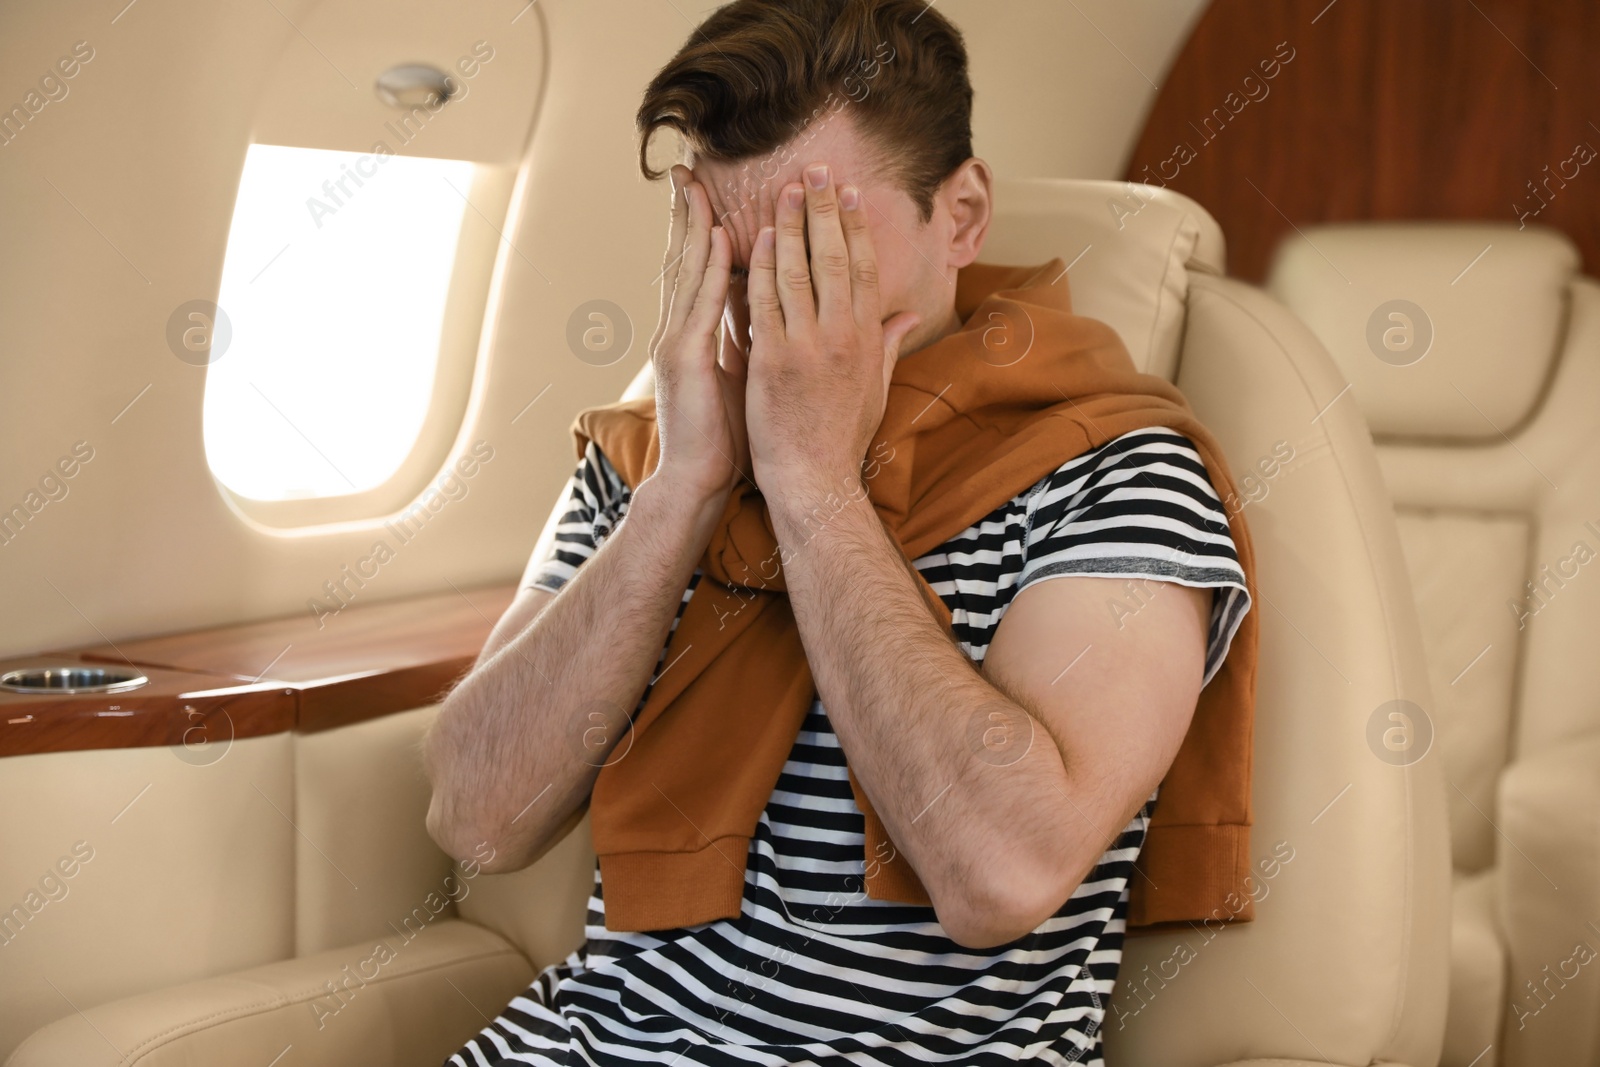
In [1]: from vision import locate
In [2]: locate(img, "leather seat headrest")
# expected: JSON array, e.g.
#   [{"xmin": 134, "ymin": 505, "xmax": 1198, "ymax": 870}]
[{"xmin": 1267, "ymin": 222, "xmax": 1579, "ymax": 439}]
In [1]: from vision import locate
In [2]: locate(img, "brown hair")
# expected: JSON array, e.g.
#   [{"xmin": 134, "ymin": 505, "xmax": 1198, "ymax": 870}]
[{"xmin": 636, "ymin": 0, "xmax": 973, "ymax": 223}]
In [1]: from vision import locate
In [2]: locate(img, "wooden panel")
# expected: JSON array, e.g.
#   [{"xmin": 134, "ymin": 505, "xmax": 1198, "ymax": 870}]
[
  {"xmin": 0, "ymin": 657, "xmax": 294, "ymax": 757},
  {"xmin": 5, "ymin": 583, "xmax": 517, "ymax": 755},
  {"xmin": 1124, "ymin": 0, "xmax": 1600, "ymax": 282},
  {"xmin": 76, "ymin": 583, "xmax": 517, "ymax": 733},
  {"xmin": 294, "ymin": 660, "xmax": 489, "ymax": 734}
]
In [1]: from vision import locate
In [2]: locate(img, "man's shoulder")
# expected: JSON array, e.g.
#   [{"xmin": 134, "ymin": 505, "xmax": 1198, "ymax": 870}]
[{"xmin": 1024, "ymin": 426, "xmax": 1224, "ymax": 529}]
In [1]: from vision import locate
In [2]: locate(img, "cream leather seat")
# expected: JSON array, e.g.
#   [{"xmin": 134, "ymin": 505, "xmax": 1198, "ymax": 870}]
[
  {"xmin": 5, "ymin": 181, "xmax": 1450, "ymax": 1067},
  {"xmin": 1267, "ymin": 222, "xmax": 1600, "ymax": 1067}
]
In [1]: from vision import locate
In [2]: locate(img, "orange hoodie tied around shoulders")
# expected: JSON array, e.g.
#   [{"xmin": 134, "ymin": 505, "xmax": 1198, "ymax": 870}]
[{"xmin": 565, "ymin": 258, "xmax": 1260, "ymax": 933}]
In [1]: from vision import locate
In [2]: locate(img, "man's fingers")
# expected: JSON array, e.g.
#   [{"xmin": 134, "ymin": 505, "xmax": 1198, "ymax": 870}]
[
  {"xmin": 665, "ymin": 178, "xmax": 714, "ymax": 340},
  {"xmin": 721, "ymin": 277, "xmax": 751, "ymax": 376},
  {"xmin": 719, "ymin": 311, "xmax": 748, "ymax": 380},
  {"xmin": 758, "ymin": 175, "xmax": 776, "ymax": 235},
  {"xmin": 650, "ymin": 165, "xmax": 691, "ymax": 355},
  {"xmin": 683, "ymin": 224, "xmax": 732, "ymax": 366},
  {"xmin": 747, "ymin": 224, "xmax": 783, "ymax": 342},
  {"xmin": 773, "ymin": 181, "xmax": 814, "ymax": 338},
  {"xmin": 662, "ymin": 165, "xmax": 690, "ymax": 275},
  {"xmin": 802, "ymin": 163, "xmax": 852, "ymax": 327},
  {"xmin": 838, "ymin": 182, "xmax": 882, "ymax": 329}
]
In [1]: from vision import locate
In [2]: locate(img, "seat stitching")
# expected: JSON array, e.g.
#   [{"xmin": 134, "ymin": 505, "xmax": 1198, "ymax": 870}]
[
  {"xmin": 1191, "ymin": 276, "xmax": 1423, "ymax": 1058},
  {"xmin": 115, "ymin": 943, "xmax": 527, "ymax": 1063}
]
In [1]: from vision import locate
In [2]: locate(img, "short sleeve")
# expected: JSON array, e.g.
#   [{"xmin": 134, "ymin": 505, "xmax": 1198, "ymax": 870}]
[
  {"xmin": 1017, "ymin": 427, "xmax": 1252, "ymax": 689},
  {"xmin": 523, "ymin": 441, "xmax": 632, "ymax": 595}
]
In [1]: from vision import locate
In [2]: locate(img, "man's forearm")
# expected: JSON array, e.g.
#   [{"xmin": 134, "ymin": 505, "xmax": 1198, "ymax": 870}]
[
  {"xmin": 425, "ymin": 473, "xmax": 727, "ymax": 871},
  {"xmin": 769, "ymin": 476, "xmax": 1075, "ymax": 944}
]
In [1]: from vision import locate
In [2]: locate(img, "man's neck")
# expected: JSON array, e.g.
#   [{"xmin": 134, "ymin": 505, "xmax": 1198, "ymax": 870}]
[{"xmin": 899, "ymin": 304, "xmax": 965, "ymax": 362}]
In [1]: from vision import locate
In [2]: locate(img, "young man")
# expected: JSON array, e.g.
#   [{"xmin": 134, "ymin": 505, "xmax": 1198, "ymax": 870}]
[{"xmin": 425, "ymin": 1, "xmax": 1256, "ymax": 1063}]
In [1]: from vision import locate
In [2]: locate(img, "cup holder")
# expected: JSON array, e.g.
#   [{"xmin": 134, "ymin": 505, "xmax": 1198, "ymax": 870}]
[{"xmin": 0, "ymin": 665, "xmax": 150, "ymax": 695}]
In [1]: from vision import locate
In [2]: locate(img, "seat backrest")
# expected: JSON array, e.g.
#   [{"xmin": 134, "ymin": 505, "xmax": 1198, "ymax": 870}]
[
  {"xmin": 467, "ymin": 180, "xmax": 1452, "ymax": 1067},
  {"xmin": 1267, "ymin": 223, "xmax": 1596, "ymax": 876},
  {"xmin": 1268, "ymin": 223, "xmax": 1600, "ymax": 1067}
]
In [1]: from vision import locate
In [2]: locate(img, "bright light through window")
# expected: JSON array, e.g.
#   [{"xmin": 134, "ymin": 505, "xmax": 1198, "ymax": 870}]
[{"xmin": 203, "ymin": 143, "xmax": 476, "ymax": 501}]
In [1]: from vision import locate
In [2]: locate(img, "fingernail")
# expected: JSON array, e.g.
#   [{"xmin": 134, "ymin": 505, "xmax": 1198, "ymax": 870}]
[
  {"xmin": 805, "ymin": 163, "xmax": 829, "ymax": 189},
  {"xmin": 758, "ymin": 226, "xmax": 775, "ymax": 252},
  {"xmin": 786, "ymin": 186, "xmax": 804, "ymax": 209},
  {"xmin": 839, "ymin": 184, "xmax": 859, "ymax": 210}
]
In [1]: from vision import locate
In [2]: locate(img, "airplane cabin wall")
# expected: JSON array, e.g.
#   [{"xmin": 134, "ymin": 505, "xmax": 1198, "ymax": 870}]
[
  {"xmin": 1124, "ymin": 0, "xmax": 1600, "ymax": 282},
  {"xmin": 0, "ymin": 0, "xmax": 1207, "ymax": 659}
]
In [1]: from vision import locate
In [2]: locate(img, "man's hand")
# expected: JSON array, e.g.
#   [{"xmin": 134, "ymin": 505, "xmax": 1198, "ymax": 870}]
[
  {"xmin": 744, "ymin": 162, "xmax": 921, "ymax": 498},
  {"xmin": 650, "ymin": 163, "xmax": 750, "ymax": 504},
  {"xmin": 422, "ymin": 167, "xmax": 755, "ymax": 872}
]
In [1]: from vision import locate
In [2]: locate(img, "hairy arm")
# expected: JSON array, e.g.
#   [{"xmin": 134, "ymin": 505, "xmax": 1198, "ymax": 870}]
[
  {"xmin": 422, "ymin": 473, "xmax": 726, "ymax": 872},
  {"xmin": 424, "ymin": 159, "xmax": 748, "ymax": 874},
  {"xmin": 737, "ymin": 158, "xmax": 1215, "ymax": 949},
  {"xmin": 769, "ymin": 485, "xmax": 1211, "ymax": 948}
]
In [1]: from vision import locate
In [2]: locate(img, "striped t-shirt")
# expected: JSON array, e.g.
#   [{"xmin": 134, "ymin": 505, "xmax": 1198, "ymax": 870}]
[{"xmin": 449, "ymin": 426, "xmax": 1251, "ymax": 1067}]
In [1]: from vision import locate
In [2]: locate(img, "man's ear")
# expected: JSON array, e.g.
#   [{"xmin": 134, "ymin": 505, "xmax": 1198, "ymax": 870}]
[{"xmin": 940, "ymin": 157, "xmax": 993, "ymax": 272}]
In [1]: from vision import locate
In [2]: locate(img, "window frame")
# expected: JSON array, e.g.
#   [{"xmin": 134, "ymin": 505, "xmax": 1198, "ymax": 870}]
[{"xmin": 206, "ymin": 161, "xmax": 516, "ymax": 531}]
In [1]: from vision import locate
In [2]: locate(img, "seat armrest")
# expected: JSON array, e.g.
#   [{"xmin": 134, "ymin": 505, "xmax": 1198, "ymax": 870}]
[
  {"xmin": 4, "ymin": 920, "xmax": 533, "ymax": 1067},
  {"xmin": 1497, "ymin": 731, "xmax": 1600, "ymax": 1066}
]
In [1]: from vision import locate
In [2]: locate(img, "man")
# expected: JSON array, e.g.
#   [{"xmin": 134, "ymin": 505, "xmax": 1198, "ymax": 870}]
[{"xmin": 425, "ymin": 1, "xmax": 1255, "ymax": 1063}]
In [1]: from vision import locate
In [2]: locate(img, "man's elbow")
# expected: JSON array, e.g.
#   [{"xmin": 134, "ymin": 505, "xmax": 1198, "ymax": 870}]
[
  {"xmin": 935, "ymin": 855, "xmax": 1075, "ymax": 950},
  {"xmin": 422, "ymin": 730, "xmax": 495, "ymax": 869},
  {"xmin": 425, "ymin": 790, "xmax": 523, "ymax": 875},
  {"xmin": 421, "ymin": 725, "xmax": 458, "ymax": 846},
  {"xmin": 424, "ymin": 783, "xmax": 476, "ymax": 866}
]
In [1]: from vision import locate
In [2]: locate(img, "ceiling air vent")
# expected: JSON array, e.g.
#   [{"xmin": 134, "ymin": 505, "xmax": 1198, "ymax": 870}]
[{"xmin": 374, "ymin": 63, "xmax": 454, "ymax": 109}]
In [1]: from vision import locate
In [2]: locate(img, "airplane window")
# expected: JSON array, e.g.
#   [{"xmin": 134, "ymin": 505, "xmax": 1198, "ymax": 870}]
[{"xmin": 202, "ymin": 142, "xmax": 477, "ymax": 501}]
